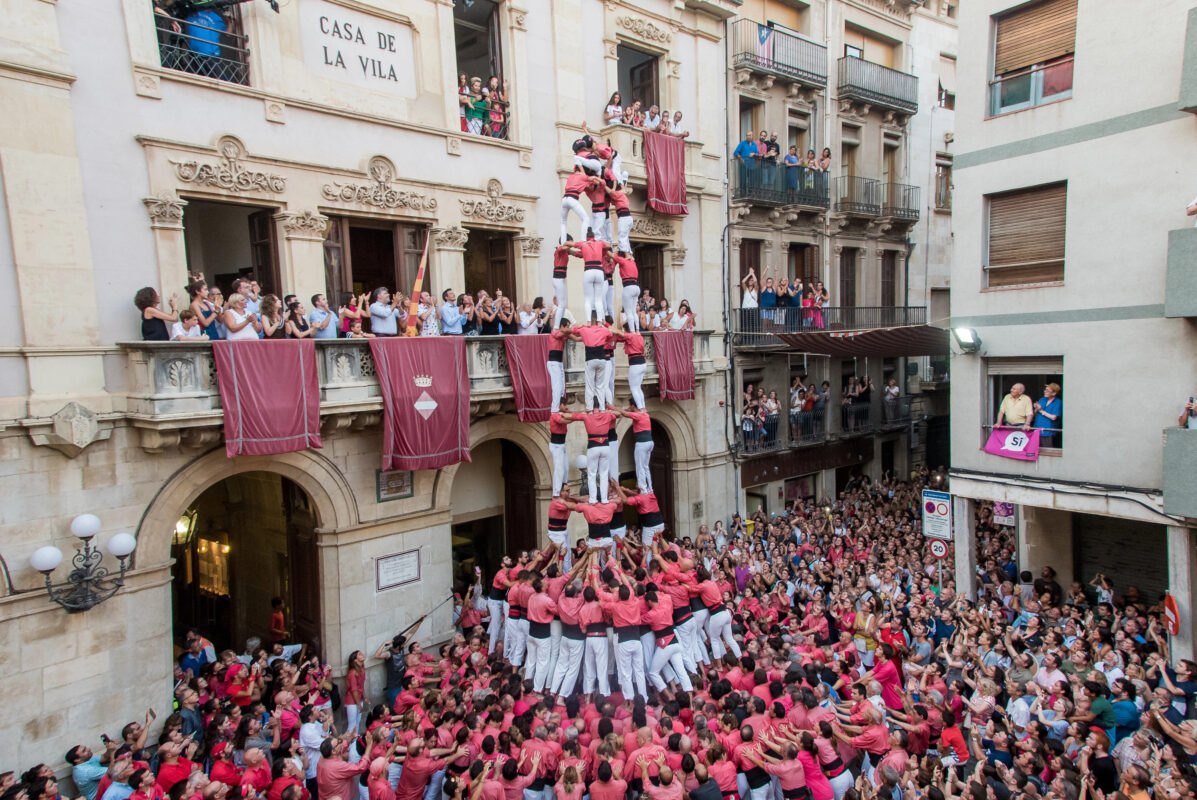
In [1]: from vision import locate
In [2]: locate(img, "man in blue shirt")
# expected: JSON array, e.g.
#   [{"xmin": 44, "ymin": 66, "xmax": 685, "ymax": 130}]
[
  {"xmin": 67, "ymin": 742, "xmax": 118, "ymax": 800},
  {"xmin": 308, "ymin": 294, "xmax": 339, "ymax": 339},
  {"xmin": 439, "ymin": 289, "xmax": 463, "ymax": 334},
  {"xmin": 732, "ymin": 130, "xmax": 759, "ymax": 164}
]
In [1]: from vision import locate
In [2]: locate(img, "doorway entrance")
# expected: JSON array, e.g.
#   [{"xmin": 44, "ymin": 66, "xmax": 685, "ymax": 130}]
[
  {"xmin": 183, "ymin": 199, "xmax": 281, "ymax": 296},
  {"xmin": 449, "ymin": 439, "xmax": 538, "ymax": 595},
  {"xmin": 323, "ymin": 217, "xmax": 427, "ymax": 322},
  {"xmin": 171, "ymin": 473, "xmax": 321, "ymax": 653},
  {"xmin": 463, "ymin": 229, "xmax": 516, "ymax": 299},
  {"xmin": 648, "ymin": 421, "xmax": 675, "ymax": 534}
]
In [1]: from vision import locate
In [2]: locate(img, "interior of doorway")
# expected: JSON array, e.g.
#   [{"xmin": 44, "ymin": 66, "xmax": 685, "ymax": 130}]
[
  {"xmin": 183, "ymin": 198, "xmax": 281, "ymax": 296},
  {"xmin": 171, "ymin": 472, "xmax": 321, "ymax": 655}
]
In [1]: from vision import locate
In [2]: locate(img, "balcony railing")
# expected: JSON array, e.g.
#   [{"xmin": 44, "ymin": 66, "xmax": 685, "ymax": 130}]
[
  {"xmin": 834, "ymin": 176, "xmax": 881, "ymax": 215},
  {"xmin": 881, "ymin": 394, "xmax": 912, "ymax": 429},
  {"xmin": 881, "ymin": 183, "xmax": 920, "ymax": 220},
  {"xmin": 737, "ymin": 409, "xmax": 828, "ymax": 456},
  {"xmin": 739, "ymin": 413, "xmax": 785, "ymax": 455},
  {"xmin": 155, "ymin": 11, "xmax": 250, "ymax": 86},
  {"xmin": 119, "ymin": 332, "xmax": 713, "ymax": 436},
  {"xmin": 594, "ymin": 125, "xmax": 703, "ymax": 193},
  {"xmin": 789, "ymin": 409, "xmax": 828, "ymax": 447},
  {"xmin": 464, "ymin": 98, "xmax": 510, "ymax": 141},
  {"xmin": 989, "ymin": 57, "xmax": 1073, "ymax": 117},
  {"xmin": 731, "ymin": 160, "xmax": 830, "ymax": 208},
  {"xmin": 841, "ymin": 399, "xmax": 873, "ymax": 436},
  {"xmin": 837, "ymin": 56, "xmax": 918, "ymax": 114},
  {"xmin": 1166, "ymin": 228, "xmax": 1197, "ymax": 318},
  {"xmin": 732, "ymin": 306, "xmax": 927, "ymax": 347},
  {"xmin": 730, "ymin": 19, "xmax": 828, "ymax": 88},
  {"xmin": 1164, "ymin": 426, "xmax": 1197, "ymax": 518}
]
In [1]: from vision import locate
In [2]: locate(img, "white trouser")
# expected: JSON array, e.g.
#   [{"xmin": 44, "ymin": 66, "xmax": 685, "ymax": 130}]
[
  {"xmin": 346, "ymin": 702, "xmax": 362, "ymax": 735},
  {"xmin": 628, "ymin": 363, "xmax": 647, "ymax": 409},
  {"xmin": 583, "ymin": 636, "xmax": 611, "ymax": 694},
  {"xmin": 591, "ymin": 211, "xmax": 610, "ymax": 243},
  {"xmin": 526, "ymin": 633, "xmax": 553, "ymax": 691},
  {"xmin": 640, "ymin": 630, "xmax": 657, "ymax": 675},
  {"xmin": 648, "ymin": 641, "xmax": 694, "ymax": 691},
  {"xmin": 574, "ymin": 154, "xmax": 603, "ymax": 173},
  {"xmin": 674, "ymin": 617, "xmax": 700, "ymax": 673},
  {"xmin": 829, "ymin": 769, "xmax": 855, "ymax": 800},
  {"xmin": 547, "ymin": 619, "xmax": 562, "ymax": 686},
  {"xmin": 582, "ymin": 269, "xmax": 606, "ymax": 323},
  {"xmin": 587, "ymin": 445, "xmax": 610, "ymax": 502},
  {"xmin": 604, "ymin": 283, "xmax": 615, "ymax": 325},
  {"xmin": 552, "ymin": 278, "xmax": 567, "ymax": 329},
  {"xmin": 615, "ymin": 638, "xmax": 648, "ymax": 700},
  {"xmin": 617, "ymin": 215, "xmax": 633, "ymax": 254},
  {"xmin": 690, "ymin": 607, "xmax": 712, "ymax": 665},
  {"xmin": 706, "ymin": 608, "xmax": 740, "ymax": 659},
  {"xmin": 550, "ymin": 441, "xmax": 567, "ymax": 492},
  {"xmin": 487, "ymin": 598, "xmax": 506, "ymax": 651},
  {"xmin": 506, "ymin": 617, "xmax": 528, "ymax": 666},
  {"xmin": 606, "ymin": 358, "xmax": 615, "ymax": 406},
  {"xmin": 621, "ymin": 285, "xmax": 641, "ymax": 331},
  {"xmin": 547, "ymin": 527, "xmax": 569, "ymax": 569},
  {"xmin": 561, "ymin": 196, "xmax": 588, "ymax": 243},
  {"xmin": 642, "ymin": 523, "xmax": 664, "ymax": 550},
  {"xmin": 584, "ymin": 358, "xmax": 608, "ymax": 410},
  {"xmin": 610, "ymin": 152, "xmax": 626, "ymax": 184},
  {"xmin": 633, "ymin": 439, "xmax": 653, "ymax": 492},
  {"xmin": 607, "ymin": 436, "xmax": 619, "ymax": 483},
  {"xmin": 550, "ymin": 636, "xmax": 585, "ymax": 695}
]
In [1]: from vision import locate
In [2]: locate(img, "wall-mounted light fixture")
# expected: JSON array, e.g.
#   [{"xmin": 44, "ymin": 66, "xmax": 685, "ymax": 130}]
[{"xmin": 28, "ymin": 514, "xmax": 137, "ymax": 613}]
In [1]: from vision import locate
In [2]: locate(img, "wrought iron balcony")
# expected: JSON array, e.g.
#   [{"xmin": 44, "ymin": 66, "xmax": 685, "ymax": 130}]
[
  {"xmin": 880, "ymin": 395, "xmax": 913, "ymax": 429},
  {"xmin": 837, "ymin": 56, "xmax": 918, "ymax": 114},
  {"xmin": 118, "ymin": 333, "xmax": 714, "ymax": 449},
  {"xmin": 881, "ymin": 183, "xmax": 920, "ymax": 220},
  {"xmin": 736, "ymin": 409, "xmax": 828, "ymax": 456},
  {"xmin": 834, "ymin": 176, "xmax": 881, "ymax": 215},
  {"xmin": 731, "ymin": 19, "xmax": 828, "ymax": 88},
  {"xmin": 731, "ymin": 306, "xmax": 927, "ymax": 348},
  {"xmin": 154, "ymin": 11, "xmax": 250, "ymax": 86},
  {"xmin": 731, "ymin": 160, "xmax": 830, "ymax": 208}
]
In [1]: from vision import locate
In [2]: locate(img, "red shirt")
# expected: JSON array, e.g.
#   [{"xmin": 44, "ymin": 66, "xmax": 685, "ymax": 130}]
[
  {"xmin": 624, "ymin": 493, "xmax": 659, "ymax": 515},
  {"xmin": 549, "ymin": 329, "xmax": 568, "ymax": 354},
  {"xmin": 395, "ymin": 756, "xmax": 447, "ymax": 800},
  {"xmin": 577, "ymin": 238, "xmax": 608, "ymax": 266},
  {"xmin": 565, "ymin": 172, "xmax": 591, "ymax": 196},
  {"xmin": 242, "ymin": 765, "xmax": 272, "ymax": 792},
  {"xmin": 624, "ymin": 409, "xmax": 650, "ymax": 432},
  {"xmin": 578, "ymin": 325, "xmax": 613, "ymax": 350},
  {"xmin": 558, "ymin": 594, "xmax": 586, "ymax": 626},
  {"xmin": 622, "ymin": 333, "xmax": 645, "ymax": 358},
  {"xmin": 155, "ymin": 761, "xmax": 194, "ymax": 792},
  {"xmin": 578, "ymin": 599, "xmax": 605, "ymax": 631},
  {"xmin": 598, "ymin": 589, "xmax": 641, "ymax": 627},
  {"xmin": 589, "ymin": 780, "xmax": 627, "ymax": 800},
  {"xmin": 585, "ymin": 181, "xmax": 607, "ymax": 207},
  {"xmin": 527, "ymin": 592, "xmax": 558, "ymax": 624},
  {"xmin": 613, "ymin": 255, "xmax": 638, "ymax": 281},
  {"xmin": 850, "ymin": 723, "xmax": 891, "ymax": 756},
  {"xmin": 575, "ymin": 502, "xmax": 618, "ymax": 527},
  {"xmin": 610, "ymin": 188, "xmax": 630, "ymax": 214},
  {"xmin": 582, "ymin": 411, "xmax": 616, "ymax": 438}
]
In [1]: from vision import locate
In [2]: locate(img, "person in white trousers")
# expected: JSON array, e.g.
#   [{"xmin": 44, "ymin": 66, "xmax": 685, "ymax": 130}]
[
  {"xmin": 644, "ymin": 592, "xmax": 694, "ymax": 691},
  {"xmin": 548, "ymin": 411, "xmax": 571, "ymax": 496},
  {"xmin": 560, "ymin": 168, "xmax": 597, "ymax": 244},
  {"xmin": 581, "ymin": 122, "xmax": 628, "ymax": 185},
  {"xmin": 610, "ymin": 186, "xmax": 634, "ymax": 258},
  {"xmin": 577, "ymin": 322, "xmax": 613, "ymax": 411},
  {"xmin": 579, "ymin": 586, "xmax": 611, "ymax": 695},
  {"xmin": 612, "ymin": 250, "xmax": 640, "ymax": 332},
  {"xmin": 597, "ymin": 582, "xmax": 648, "ymax": 702},
  {"xmin": 485, "ymin": 555, "xmax": 515, "ymax": 653},
  {"xmin": 577, "ymin": 233, "xmax": 610, "ymax": 324},
  {"xmin": 623, "ymin": 405, "xmax": 653, "ymax": 493},
  {"xmin": 587, "ymin": 179, "xmax": 610, "ymax": 244},
  {"xmin": 549, "ymin": 577, "xmax": 588, "ymax": 696},
  {"xmin": 696, "ymin": 567, "xmax": 741, "ymax": 659},
  {"xmin": 547, "ymin": 323, "xmax": 577, "ymax": 414},
  {"xmin": 524, "ymin": 576, "xmax": 557, "ymax": 692},
  {"xmin": 551, "ymin": 239, "xmax": 579, "ymax": 330}
]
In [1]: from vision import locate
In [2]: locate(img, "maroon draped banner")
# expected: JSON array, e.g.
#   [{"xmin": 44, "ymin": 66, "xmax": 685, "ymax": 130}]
[
  {"xmin": 654, "ymin": 330, "xmax": 695, "ymax": 401},
  {"xmin": 212, "ymin": 339, "xmax": 322, "ymax": 458},
  {"xmin": 504, "ymin": 334, "xmax": 552, "ymax": 422},
  {"xmin": 644, "ymin": 131, "xmax": 689, "ymax": 216},
  {"xmin": 370, "ymin": 337, "xmax": 471, "ymax": 471}
]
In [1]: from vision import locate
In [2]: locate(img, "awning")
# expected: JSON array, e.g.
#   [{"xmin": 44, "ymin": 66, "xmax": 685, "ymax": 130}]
[
  {"xmin": 939, "ymin": 55, "xmax": 957, "ymax": 95},
  {"xmin": 776, "ymin": 325, "xmax": 950, "ymax": 357}
]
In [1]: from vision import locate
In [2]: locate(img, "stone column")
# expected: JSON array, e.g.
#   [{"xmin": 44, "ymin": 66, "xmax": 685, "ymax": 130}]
[
  {"xmin": 1169, "ymin": 525, "xmax": 1197, "ymax": 661},
  {"xmin": 506, "ymin": 5, "xmax": 532, "ymax": 157},
  {"xmin": 143, "ymin": 195, "xmax": 189, "ymax": 300},
  {"xmin": 666, "ymin": 245, "xmax": 687, "ymax": 308},
  {"xmin": 431, "ymin": 226, "xmax": 469, "ymax": 300},
  {"xmin": 952, "ymin": 496, "xmax": 977, "ymax": 598},
  {"xmin": 274, "ymin": 210, "xmax": 330, "ymax": 309},
  {"xmin": 514, "ymin": 235, "xmax": 545, "ymax": 302}
]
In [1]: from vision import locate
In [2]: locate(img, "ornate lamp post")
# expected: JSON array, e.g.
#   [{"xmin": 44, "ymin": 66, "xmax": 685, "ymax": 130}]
[{"xmin": 28, "ymin": 514, "xmax": 137, "ymax": 613}]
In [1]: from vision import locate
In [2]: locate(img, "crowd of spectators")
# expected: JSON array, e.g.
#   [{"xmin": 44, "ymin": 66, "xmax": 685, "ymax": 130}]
[
  {"xmin": 7, "ymin": 470, "xmax": 1194, "ymax": 800},
  {"xmin": 135, "ymin": 276, "xmax": 698, "ymax": 341},
  {"xmin": 739, "ymin": 269, "xmax": 830, "ymax": 333},
  {"xmin": 459, "ymin": 74, "xmax": 510, "ymax": 140},
  {"xmin": 603, "ymin": 93, "xmax": 690, "ymax": 139}
]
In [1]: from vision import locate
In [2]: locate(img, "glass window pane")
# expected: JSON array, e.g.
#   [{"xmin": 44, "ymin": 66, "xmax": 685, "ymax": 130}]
[{"xmin": 1041, "ymin": 60, "xmax": 1073, "ymax": 99}]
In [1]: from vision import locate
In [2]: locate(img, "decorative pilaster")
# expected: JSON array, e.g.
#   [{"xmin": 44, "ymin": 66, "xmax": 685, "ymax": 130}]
[
  {"xmin": 665, "ymin": 245, "xmax": 687, "ymax": 305},
  {"xmin": 143, "ymin": 194, "xmax": 190, "ymax": 301},
  {"xmin": 431, "ymin": 226, "xmax": 469, "ymax": 296},
  {"xmin": 514, "ymin": 235, "xmax": 544, "ymax": 302},
  {"xmin": 274, "ymin": 210, "xmax": 330, "ymax": 308}
]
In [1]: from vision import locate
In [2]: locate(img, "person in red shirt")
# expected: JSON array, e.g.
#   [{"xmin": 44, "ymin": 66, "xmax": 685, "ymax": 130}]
[
  {"xmin": 548, "ymin": 558, "xmax": 592, "ymax": 697},
  {"xmin": 618, "ymin": 486, "xmax": 664, "ymax": 549},
  {"xmin": 560, "ymin": 168, "xmax": 598, "ymax": 244},
  {"xmin": 619, "ymin": 329, "xmax": 648, "ymax": 411},
  {"xmin": 208, "ymin": 743, "xmax": 242, "ymax": 788},
  {"xmin": 586, "ymin": 177, "xmax": 610, "ymax": 244},
  {"xmin": 577, "ymin": 582, "xmax": 612, "ymax": 696},
  {"xmin": 552, "ymin": 239, "xmax": 581, "ymax": 330},
  {"xmin": 152, "ymin": 741, "xmax": 194, "ymax": 794},
  {"xmin": 524, "ymin": 576, "xmax": 559, "ymax": 693},
  {"xmin": 577, "ymin": 232, "xmax": 611, "ymax": 323},
  {"xmin": 561, "ymin": 486, "xmax": 622, "ymax": 553},
  {"xmin": 547, "ymin": 325, "xmax": 579, "ymax": 415},
  {"xmin": 581, "ymin": 121, "xmax": 627, "ymax": 184},
  {"xmin": 611, "ymin": 250, "xmax": 639, "ymax": 331},
  {"xmin": 486, "ymin": 554, "xmax": 515, "ymax": 653},
  {"xmin": 576, "ymin": 322, "xmax": 613, "ymax": 411},
  {"xmin": 695, "ymin": 567, "xmax": 740, "ymax": 660},
  {"xmin": 393, "ymin": 737, "xmax": 462, "ymax": 800},
  {"xmin": 611, "ymin": 189, "xmax": 633, "ymax": 258},
  {"xmin": 546, "ymin": 484, "xmax": 574, "ymax": 568},
  {"xmin": 240, "ymin": 748, "xmax": 272, "ymax": 793},
  {"xmin": 642, "ymin": 590, "xmax": 693, "ymax": 692},
  {"xmin": 597, "ymin": 580, "xmax": 648, "ymax": 702},
  {"xmin": 569, "ymin": 407, "xmax": 619, "ymax": 500}
]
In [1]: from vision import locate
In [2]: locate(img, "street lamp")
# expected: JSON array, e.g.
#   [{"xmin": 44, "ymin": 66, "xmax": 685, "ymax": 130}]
[
  {"xmin": 951, "ymin": 327, "xmax": 981, "ymax": 354},
  {"xmin": 29, "ymin": 514, "xmax": 137, "ymax": 613},
  {"xmin": 574, "ymin": 454, "xmax": 590, "ymax": 494}
]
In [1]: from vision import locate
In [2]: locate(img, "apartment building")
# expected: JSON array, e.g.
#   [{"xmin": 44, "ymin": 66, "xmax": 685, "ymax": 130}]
[
  {"xmin": 725, "ymin": 0, "xmax": 956, "ymax": 511},
  {"xmin": 949, "ymin": 0, "xmax": 1197, "ymax": 656},
  {"xmin": 0, "ymin": 0, "xmax": 739, "ymax": 763}
]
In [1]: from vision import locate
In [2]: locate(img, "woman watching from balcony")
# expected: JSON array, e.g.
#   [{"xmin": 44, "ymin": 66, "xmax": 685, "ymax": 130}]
[
  {"xmin": 819, "ymin": 147, "xmax": 832, "ymax": 172},
  {"xmin": 842, "ymin": 377, "xmax": 860, "ymax": 431},
  {"xmin": 759, "ymin": 269, "xmax": 777, "ymax": 328},
  {"xmin": 224, "ymin": 292, "xmax": 262, "ymax": 341},
  {"xmin": 258, "ymin": 295, "xmax": 284, "ymax": 339},
  {"xmin": 604, "ymin": 92, "xmax": 623, "ymax": 125},
  {"xmin": 464, "ymin": 76, "xmax": 488, "ymax": 135},
  {"xmin": 135, "ymin": 286, "xmax": 178, "ymax": 341},
  {"xmin": 457, "ymin": 73, "xmax": 470, "ymax": 132},
  {"xmin": 187, "ymin": 279, "xmax": 223, "ymax": 340},
  {"xmin": 457, "ymin": 294, "xmax": 478, "ymax": 336},
  {"xmin": 1032, "ymin": 382, "xmax": 1062, "ymax": 447},
  {"xmin": 655, "ymin": 298, "xmax": 674, "ymax": 331},
  {"xmin": 669, "ymin": 299, "xmax": 694, "ymax": 331},
  {"xmin": 883, "ymin": 378, "xmax": 900, "ymax": 422},
  {"xmin": 784, "ymin": 146, "xmax": 800, "ymax": 191},
  {"xmin": 496, "ymin": 295, "xmax": 515, "ymax": 333},
  {"xmin": 338, "ymin": 292, "xmax": 368, "ymax": 336},
  {"xmin": 486, "ymin": 76, "xmax": 508, "ymax": 138},
  {"xmin": 285, "ymin": 300, "xmax": 313, "ymax": 339}
]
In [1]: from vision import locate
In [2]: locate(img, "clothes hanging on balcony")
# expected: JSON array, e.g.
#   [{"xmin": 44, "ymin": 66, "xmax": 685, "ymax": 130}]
[
  {"xmin": 654, "ymin": 330, "xmax": 694, "ymax": 401},
  {"xmin": 212, "ymin": 340, "xmax": 322, "ymax": 458},
  {"xmin": 504, "ymin": 334, "xmax": 552, "ymax": 423},
  {"xmin": 643, "ymin": 131, "xmax": 688, "ymax": 216},
  {"xmin": 370, "ymin": 337, "xmax": 471, "ymax": 470}
]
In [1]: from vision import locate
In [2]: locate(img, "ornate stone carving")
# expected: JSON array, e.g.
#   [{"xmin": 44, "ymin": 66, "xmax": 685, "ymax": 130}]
[
  {"xmin": 332, "ymin": 352, "xmax": 356, "ymax": 383},
  {"xmin": 275, "ymin": 210, "xmax": 330, "ymax": 239},
  {"xmin": 171, "ymin": 136, "xmax": 287, "ymax": 194},
  {"xmin": 29, "ymin": 402, "xmax": 112, "ymax": 458},
  {"xmin": 432, "ymin": 226, "xmax": 469, "ymax": 250},
  {"xmin": 446, "ymin": 136, "xmax": 462, "ymax": 156},
  {"xmin": 264, "ymin": 101, "xmax": 286, "ymax": 124},
  {"xmin": 667, "ymin": 246, "xmax": 687, "ymax": 264},
  {"xmin": 631, "ymin": 216, "xmax": 674, "ymax": 238},
  {"xmin": 459, "ymin": 179, "xmax": 525, "ymax": 223},
  {"xmin": 617, "ymin": 15, "xmax": 672, "ymax": 43},
  {"xmin": 515, "ymin": 235, "xmax": 544, "ymax": 256},
  {"xmin": 606, "ymin": 41, "xmax": 619, "ymax": 58},
  {"xmin": 143, "ymin": 194, "xmax": 187, "ymax": 230},
  {"xmin": 164, "ymin": 358, "xmax": 198, "ymax": 391},
  {"xmin": 761, "ymin": 240, "xmax": 773, "ymax": 251},
  {"xmin": 133, "ymin": 70, "xmax": 161, "ymax": 99},
  {"xmin": 511, "ymin": 10, "xmax": 526, "ymax": 27},
  {"xmin": 321, "ymin": 155, "xmax": 437, "ymax": 212}
]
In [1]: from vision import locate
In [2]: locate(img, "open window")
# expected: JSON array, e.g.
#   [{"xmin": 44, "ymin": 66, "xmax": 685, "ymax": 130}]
[
  {"xmin": 990, "ymin": 0, "xmax": 1076, "ymax": 116},
  {"xmin": 986, "ymin": 357, "xmax": 1064, "ymax": 449},
  {"xmin": 633, "ymin": 243, "xmax": 666, "ymax": 308},
  {"xmin": 322, "ymin": 217, "xmax": 427, "ymax": 328},
  {"xmin": 153, "ymin": 1, "xmax": 250, "ymax": 85},
  {"xmin": 938, "ymin": 55, "xmax": 957, "ymax": 109},
  {"xmin": 618, "ymin": 44, "xmax": 659, "ymax": 110},
  {"xmin": 935, "ymin": 154, "xmax": 953, "ymax": 210},
  {"xmin": 183, "ymin": 199, "xmax": 280, "ymax": 296},
  {"xmin": 454, "ymin": 0, "xmax": 508, "ymax": 139}
]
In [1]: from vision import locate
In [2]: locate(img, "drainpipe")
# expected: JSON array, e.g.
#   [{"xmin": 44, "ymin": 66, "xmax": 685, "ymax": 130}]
[{"xmin": 722, "ymin": 19, "xmax": 740, "ymax": 517}]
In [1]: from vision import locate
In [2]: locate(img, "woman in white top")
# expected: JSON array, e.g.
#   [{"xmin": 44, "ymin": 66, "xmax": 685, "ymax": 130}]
[
  {"xmin": 655, "ymin": 299, "xmax": 674, "ymax": 330},
  {"xmin": 741, "ymin": 268, "xmax": 759, "ymax": 308},
  {"xmin": 883, "ymin": 377, "xmax": 900, "ymax": 421},
  {"xmin": 516, "ymin": 302, "xmax": 539, "ymax": 335},
  {"xmin": 668, "ymin": 299, "xmax": 694, "ymax": 330},
  {"xmin": 604, "ymin": 92, "xmax": 623, "ymax": 125},
  {"xmin": 223, "ymin": 292, "xmax": 262, "ymax": 341}
]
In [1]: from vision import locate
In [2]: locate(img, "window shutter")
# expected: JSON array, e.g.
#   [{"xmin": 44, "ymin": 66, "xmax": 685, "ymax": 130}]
[
  {"xmin": 986, "ymin": 357, "xmax": 1063, "ymax": 375},
  {"xmin": 938, "ymin": 55, "xmax": 957, "ymax": 94},
  {"xmin": 993, "ymin": 0, "xmax": 1077, "ymax": 76},
  {"xmin": 986, "ymin": 183, "xmax": 1066, "ymax": 286}
]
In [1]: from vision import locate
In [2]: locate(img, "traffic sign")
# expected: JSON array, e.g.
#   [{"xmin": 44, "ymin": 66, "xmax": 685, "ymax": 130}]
[
  {"xmin": 1165, "ymin": 594, "xmax": 1181, "ymax": 636},
  {"xmin": 929, "ymin": 539, "xmax": 948, "ymax": 559},
  {"xmin": 922, "ymin": 489, "xmax": 952, "ymax": 541}
]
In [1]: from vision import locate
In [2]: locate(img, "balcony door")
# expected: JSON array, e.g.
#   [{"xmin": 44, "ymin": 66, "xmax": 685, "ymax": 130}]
[
  {"xmin": 633, "ymin": 243, "xmax": 665, "ymax": 309},
  {"xmin": 618, "ymin": 44, "xmax": 659, "ymax": 109},
  {"xmin": 182, "ymin": 199, "xmax": 280, "ymax": 298},
  {"xmin": 838, "ymin": 248, "xmax": 857, "ymax": 307},
  {"xmin": 788, "ymin": 243, "xmax": 820, "ymax": 286},
  {"xmin": 323, "ymin": 216, "xmax": 427, "ymax": 313},
  {"xmin": 881, "ymin": 251, "xmax": 898, "ymax": 307},
  {"xmin": 463, "ymin": 229, "xmax": 516, "ymax": 299}
]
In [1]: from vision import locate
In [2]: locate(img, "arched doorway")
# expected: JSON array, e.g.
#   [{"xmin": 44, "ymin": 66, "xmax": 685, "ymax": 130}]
[
  {"xmin": 171, "ymin": 472, "xmax": 321, "ymax": 653},
  {"xmin": 449, "ymin": 439, "xmax": 537, "ymax": 594},
  {"xmin": 649, "ymin": 420, "xmax": 675, "ymax": 534}
]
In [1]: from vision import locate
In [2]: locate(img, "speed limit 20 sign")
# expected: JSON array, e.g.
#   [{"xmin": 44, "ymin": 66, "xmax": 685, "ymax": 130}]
[{"xmin": 928, "ymin": 539, "xmax": 949, "ymax": 559}]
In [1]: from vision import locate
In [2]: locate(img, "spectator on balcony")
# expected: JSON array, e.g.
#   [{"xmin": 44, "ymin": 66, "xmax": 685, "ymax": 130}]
[
  {"xmin": 759, "ymin": 269, "xmax": 777, "ymax": 326},
  {"xmin": 740, "ymin": 268, "xmax": 759, "ymax": 331},
  {"xmin": 207, "ymin": 287, "xmax": 227, "ymax": 338},
  {"xmin": 668, "ymin": 111, "xmax": 689, "ymax": 139},
  {"xmin": 486, "ymin": 76, "xmax": 509, "ymax": 138},
  {"xmin": 763, "ymin": 132, "xmax": 781, "ymax": 164},
  {"xmin": 842, "ymin": 377, "xmax": 860, "ymax": 431},
  {"xmin": 368, "ymin": 287, "xmax": 407, "ymax": 337},
  {"xmin": 439, "ymin": 289, "xmax": 463, "ymax": 335},
  {"xmin": 790, "ymin": 387, "xmax": 806, "ymax": 440},
  {"xmin": 464, "ymin": 76, "xmax": 488, "ymax": 135},
  {"xmin": 764, "ymin": 391, "xmax": 781, "ymax": 444},
  {"xmin": 819, "ymin": 147, "xmax": 832, "ymax": 172},
  {"xmin": 1032, "ymin": 382, "xmax": 1062, "ymax": 446},
  {"xmin": 182, "ymin": 3, "xmax": 230, "ymax": 79},
  {"xmin": 135, "ymin": 287, "xmax": 178, "ymax": 341},
  {"xmin": 1181, "ymin": 393, "xmax": 1197, "ymax": 428},
  {"xmin": 457, "ymin": 73, "xmax": 470, "ymax": 132},
  {"xmin": 741, "ymin": 406, "xmax": 758, "ymax": 449},
  {"xmin": 622, "ymin": 100, "xmax": 643, "ymax": 127},
  {"xmin": 643, "ymin": 105, "xmax": 662, "ymax": 131},
  {"xmin": 457, "ymin": 293, "xmax": 478, "ymax": 336},
  {"xmin": 654, "ymin": 298, "xmax": 674, "ymax": 331},
  {"xmin": 259, "ymin": 295, "xmax": 284, "ymax": 339},
  {"xmin": 733, "ymin": 131, "xmax": 759, "ymax": 166},
  {"xmin": 187, "ymin": 279, "xmax": 223, "ymax": 341},
  {"xmin": 223, "ymin": 292, "xmax": 262, "ymax": 341},
  {"xmin": 669, "ymin": 299, "xmax": 695, "ymax": 331},
  {"xmin": 517, "ymin": 300, "xmax": 543, "ymax": 335},
  {"xmin": 170, "ymin": 310, "xmax": 208, "ymax": 342},
  {"xmin": 883, "ymin": 378, "xmax": 900, "ymax": 422},
  {"xmin": 416, "ymin": 291, "xmax": 439, "ymax": 336},
  {"xmin": 784, "ymin": 146, "xmax": 800, "ymax": 190},
  {"xmin": 338, "ymin": 292, "xmax": 368, "ymax": 336},
  {"xmin": 496, "ymin": 295, "xmax": 516, "ymax": 333},
  {"xmin": 995, "ymin": 382, "xmax": 1033, "ymax": 430},
  {"xmin": 858, "ymin": 376, "xmax": 874, "ymax": 423},
  {"xmin": 284, "ymin": 300, "xmax": 313, "ymax": 339},
  {"xmin": 604, "ymin": 92, "xmax": 623, "ymax": 125},
  {"xmin": 476, "ymin": 291, "xmax": 499, "ymax": 335},
  {"xmin": 307, "ymin": 294, "xmax": 337, "ymax": 339},
  {"xmin": 345, "ymin": 318, "xmax": 374, "ymax": 339}
]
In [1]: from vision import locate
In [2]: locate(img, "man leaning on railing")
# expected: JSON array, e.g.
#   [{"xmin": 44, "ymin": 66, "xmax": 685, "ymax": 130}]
[{"xmin": 995, "ymin": 382, "xmax": 1033, "ymax": 431}]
